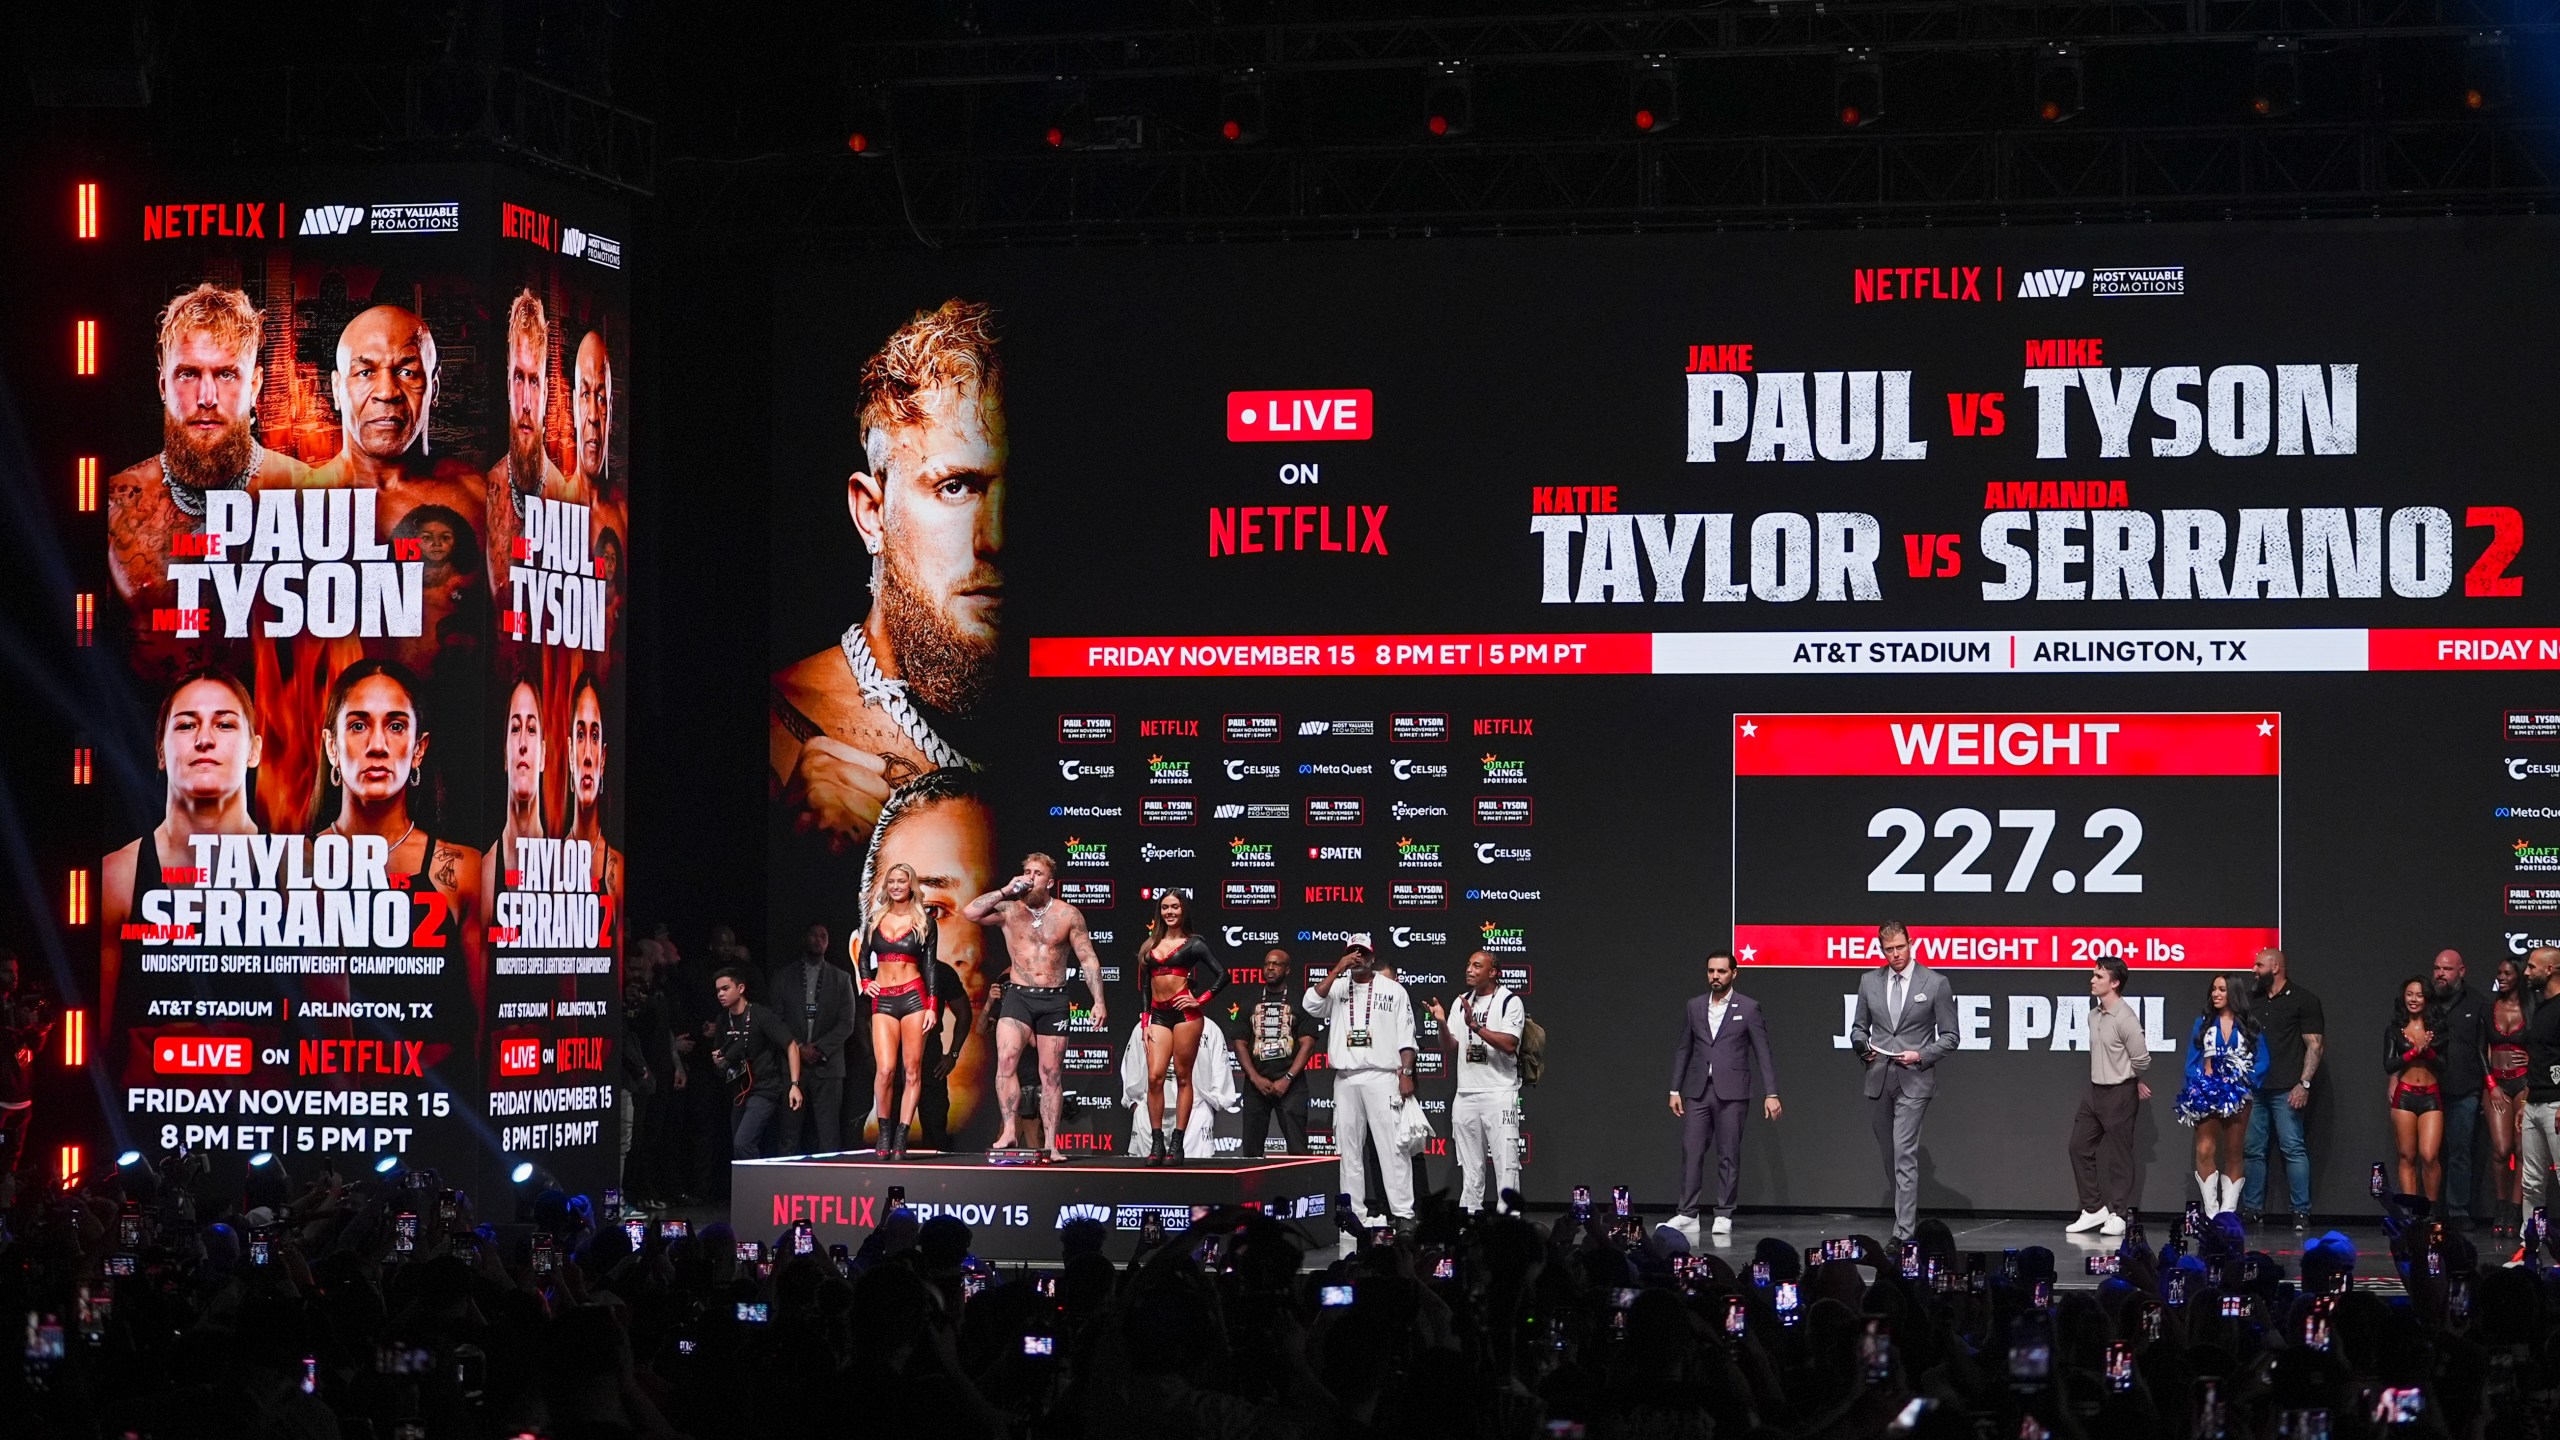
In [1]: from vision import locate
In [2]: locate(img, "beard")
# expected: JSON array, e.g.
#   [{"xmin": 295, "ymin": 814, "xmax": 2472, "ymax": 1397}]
[
  {"xmin": 509, "ymin": 419, "xmax": 545, "ymax": 489},
  {"xmin": 879, "ymin": 534, "xmax": 997, "ymax": 716},
  {"xmin": 163, "ymin": 409, "xmax": 254, "ymax": 489}
]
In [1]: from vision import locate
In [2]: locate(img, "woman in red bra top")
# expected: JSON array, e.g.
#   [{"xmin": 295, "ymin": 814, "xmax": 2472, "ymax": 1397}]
[
  {"xmin": 2384, "ymin": 975, "xmax": 2446, "ymax": 1204},
  {"xmin": 1136, "ymin": 889, "xmax": 1225, "ymax": 1167},
  {"xmin": 858, "ymin": 862, "xmax": 938, "ymax": 1157},
  {"xmin": 2488, "ymin": 956, "xmax": 2531, "ymax": 1234}
]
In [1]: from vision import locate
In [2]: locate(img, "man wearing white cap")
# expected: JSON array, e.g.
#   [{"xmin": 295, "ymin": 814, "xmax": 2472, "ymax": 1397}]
[{"xmin": 1305, "ymin": 934, "xmax": 1418, "ymax": 1233}]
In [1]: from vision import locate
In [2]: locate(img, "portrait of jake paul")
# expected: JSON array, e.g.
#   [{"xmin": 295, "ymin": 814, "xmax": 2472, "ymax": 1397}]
[
  {"xmin": 108, "ymin": 283, "xmax": 307, "ymax": 682},
  {"xmin": 769, "ymin": 297, "xmax": 1007, "ymax": 854},
  {"xmin": 858, "ymin": 768, "xmax": 998, "ymax": 1141}
]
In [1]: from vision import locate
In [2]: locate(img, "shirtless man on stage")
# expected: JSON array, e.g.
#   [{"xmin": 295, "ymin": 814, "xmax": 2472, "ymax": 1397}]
[{"xmin": 962, "ymin": 853, "xmax": 1107, "ymax": 1161}]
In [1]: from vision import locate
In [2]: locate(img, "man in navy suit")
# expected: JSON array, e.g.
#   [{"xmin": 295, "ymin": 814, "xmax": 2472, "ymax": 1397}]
[{"xmin": 1668, "ymin": 950, "xmax": 1783, "ymax": 1240}]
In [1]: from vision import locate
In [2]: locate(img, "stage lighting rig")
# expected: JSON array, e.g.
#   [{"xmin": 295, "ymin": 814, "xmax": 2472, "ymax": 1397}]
[
  {"xmin": 1834, "ymin": 49, "xmax": 1883, "ymax": 129},
  {"xmin": 2250, "ymin": 38, "xmax": 2301, "ymax": 118},
  {"xmin": 245, "ymin": 1151, "xmax": 291, "ymax": 1211},
  {"xmin": 2033, "ymin": 43, "xmax": 2083, "ymax": 124},
  {"xmin": 1629, "ymin": 56, "xmax": 1679, "ymax": 134},
  {"xmin": 2464, "ymin": 32, "xmax": 2512, "ymax": 113},
  {"xmin": 1220, "ymin": 69, "xmax": 1268, "ymax": 143},
  {"xmin": 1424, "ymin": 62, "xmax": 1473, "ymax": 137}
]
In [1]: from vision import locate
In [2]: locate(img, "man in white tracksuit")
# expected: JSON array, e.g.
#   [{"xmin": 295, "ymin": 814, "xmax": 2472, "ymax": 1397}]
[
  {"xmin": 1304, "ymin": 934, "xmax": 1418, "ymax": 1231},
  {"xmin": 1425, "ymin": 949, "xmax": 1523, "ymax": 1212}
]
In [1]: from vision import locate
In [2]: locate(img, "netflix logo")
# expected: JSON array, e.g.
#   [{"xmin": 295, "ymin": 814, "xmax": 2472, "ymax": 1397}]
[
  {"xmin": 142, "ymin": 201, "xmax": 275, "ymax": 241},
  {"xmin": 1304, "ymin": 885, "xmax": 1365, "ymax": 904},
  {"xmin": 1139, "ymin": 719, "xmax": 1198, "ymax": 738},
  {"xmin": 501, "ymin": 201, "xmax": 557, "ymax": 249}
]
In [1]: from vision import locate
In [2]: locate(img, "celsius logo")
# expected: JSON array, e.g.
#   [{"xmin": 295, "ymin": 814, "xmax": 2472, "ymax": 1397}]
[
  {"xmin": 1394, "ymin": 802, "xmax": 1450, "ymax": 820},
  {"xmin": 1063, "ymin": 838, "xmax": 1109, "ymax": 867},
  {"xmin": 1393, "ymin": 760, "xmax": 1449, "ymax": 781},
  {"xmin": 1146, "ymin": 756, "xmax": 1193, "ymax": 784},
  {"xmin": 1474, "ymin": 843, "xmax": 1533, "ymax": 864},
  {"xmin": 2015, "ymin": 268, "xmax": 2087, "ymax": 298},
  {"xmin": 2509, "ymin": 934, "xmax": 2560, "ymax": 955},
  {"xmin": 1223, "ymin": 927, "xmax": 1280, "ymax": 947},
  {"xmin": 1391, "ymin": 927, "xmax": 1449, "ymax": 948},
  {"xmin": 1140, "ymin": 844, "xmax": 1198, "ymax": 862},
  {"xmin": 1480, "ymin": 755, "xmax": 1528, "ymax": 784},
  {"xmin": 1397, "ymin": 837, "xmax": 1443, "ymax": 868},
  {"xmin": 1308, "ymin": 845, "xmax": 1364, "ymax": 861},
  {"xmin": 1225, "ymin": 760, "xmax": 1282, "ymax": 780},
  {"xmin": 1058, "ymin": 760, "xmax": 1119, "ymax": 781},
  {"xmin": 299, "ymin": 204, "xmax": 366, "ymax": 235},
  {"xmin": 2510, "ymin": 758, "xmax": 2560, "ymax": 780},
  {"xmin": 1227, "ymin": 388, "xmax": 1374, "ymax": 442}
]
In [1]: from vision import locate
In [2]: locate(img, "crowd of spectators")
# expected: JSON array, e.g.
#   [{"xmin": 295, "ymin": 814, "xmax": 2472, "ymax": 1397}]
[{"xmin": 0, "ymin": 1118, "xmax": 2536, "ymax": 1440}]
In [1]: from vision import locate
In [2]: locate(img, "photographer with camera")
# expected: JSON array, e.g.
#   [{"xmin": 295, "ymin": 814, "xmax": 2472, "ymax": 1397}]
[{"xmin": 710, "ymin": 965, "xmax": 803, "ymax": 1160}]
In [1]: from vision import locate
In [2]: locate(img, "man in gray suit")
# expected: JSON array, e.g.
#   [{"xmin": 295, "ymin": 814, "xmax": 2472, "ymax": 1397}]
[
  {"xmin": 1667, "ymin": 950, "xmax": 1782, "ymax": 1241},
  {"xmin": 1849, "ymin": 921, "xmax": 1959, "ymax": 1242},
  {"xmin": 771, "ymin": 922, "xmax": 860, "ymax": 1156}
]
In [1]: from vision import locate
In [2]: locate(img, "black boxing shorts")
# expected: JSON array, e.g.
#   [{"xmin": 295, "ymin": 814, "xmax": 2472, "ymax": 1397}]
[{"xmin": 999, "ymin": 983, "xmax": 1072, "ymax": 1037}]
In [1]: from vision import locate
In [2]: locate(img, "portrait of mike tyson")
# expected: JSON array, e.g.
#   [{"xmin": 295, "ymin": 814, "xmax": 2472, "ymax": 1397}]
[{"xmin": 769, "ymin": 299, "xmax": 1006, "ymax": 852}]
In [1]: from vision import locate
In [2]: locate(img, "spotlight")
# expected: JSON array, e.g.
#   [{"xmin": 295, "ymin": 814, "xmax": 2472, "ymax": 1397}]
[
  {"xmin": 1219, "ymin": 69, "xmax": 1267, "ymax": 144},
  {"xmin": 1043, "ymin": 82, "xmax": 1092, "ymax": 151},
  {"xmin": 511, "ymin": 1161, "xmax": 535, "ymax": 1185},
  {"xmin": 115, "ymin": 1150, "xmax": 157, "ymax": 1203},
  {"xmin": 2033, "ymin": 43, "xmax": 2083, "ymax": 123},
  {"xmin": 373, "ymin": 1154, "xmax": 402, "ymax": 1175},
  {"xmin": 2250, "ymin": 37, "xmax": 2300, "ymax": 118},
  {"xmin": 1834, "ymin": 49, "xmax": 1883, "ymax": 129},
  {"xmin": 116, "ymin": 1150, "xmax": 142, "ymax": 1168},
  {"xmin": 1629, "ymin": 56, "xmax": 1679, "ymax": 134},
  {"xmin": 511, "ymin": 1161, "xmax": 560, "ymax": 1191},
  {"xmin": 245, "ymin": 1151, "xmax": 290, "ymax": 1210},
  {"xmin": 846, "ymin": 88, "xmax": 888, "ymax": 157},
  {"xmin": 1423, "ymin": 62, "xmax": 1472, "ymax": 138},
  {"xmin": 2464, "ymin": 32, "xmax": 2511, "ymax": 113}
]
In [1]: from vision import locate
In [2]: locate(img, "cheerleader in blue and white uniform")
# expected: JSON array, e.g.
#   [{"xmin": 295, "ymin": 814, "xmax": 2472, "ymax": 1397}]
[{"xmin": 2178, "ymin": 972, "xmax": 2267, "ymax": 1216}]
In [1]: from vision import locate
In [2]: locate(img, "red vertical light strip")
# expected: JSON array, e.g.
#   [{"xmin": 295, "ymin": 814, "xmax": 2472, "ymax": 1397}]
[
  {"xmin": 75, "ymin": 183, "xmax": 99, "ymax": 239},
  {"xmin": 74, "ymin": 319, "xmax": 98, "ymax": 375},
  {"xmin": 74, "ymin": 593, "xmax": 95, "ymax": 646},
  {"xmin": 72, "ymin": 747, "xmax": 92, "ymax": 785},
  {"xmin": 66, "ymin": 868, "xmax": 90, "ymax": 926},
  {"xmin": 76, "ymin": 457, "xmax": 98, "ymax": 512},
  {"xmin": 62, "ymin": 1011, "xmax": 86, "ymax": 1067},
  {"xmin": 58, "ymin": 1146, "xmax": 81, "ymax": 1190}
]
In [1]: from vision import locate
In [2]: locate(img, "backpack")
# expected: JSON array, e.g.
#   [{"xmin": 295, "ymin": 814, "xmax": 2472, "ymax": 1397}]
[{"xmin": 1516, "ymin": 1008, "xmax": 1548, "ymax": 1086}]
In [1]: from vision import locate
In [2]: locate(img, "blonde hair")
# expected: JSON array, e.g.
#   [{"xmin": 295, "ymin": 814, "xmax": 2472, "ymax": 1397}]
[
  {"xmin": 157, "ymin": 283, "xmax": 261, "ymax": 370},
  {"xmin": 868, "ymin": 861, "xmax": 928, "ymax": 933},
  {"xmin": 507, "ymin": 289, "xmax": 549, "ymax": 359},
  {"xmin": 859, "ymin": 298, "xmax": 1000, "ymax": 467}
]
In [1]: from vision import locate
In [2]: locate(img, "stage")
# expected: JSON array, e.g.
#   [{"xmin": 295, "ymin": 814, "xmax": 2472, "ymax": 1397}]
[{"xmin": 732, "ymin": 1150, "xmax": 1343, "ymax": 1263}]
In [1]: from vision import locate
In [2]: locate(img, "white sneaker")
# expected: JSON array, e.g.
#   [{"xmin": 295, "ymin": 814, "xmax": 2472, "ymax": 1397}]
[
  {"xmin": 1668, "ymin": 1213, "xmax": 1702, "ymax": 1242},
  {"xmin": 2065, "ymin": 1208, "xmax": 2112, "ymax": 1233},
  {"xmin": 1711, "ymin": 1214, "xmax": 1734, "ymax": 1237},
  {"xmin": 2101, "ymin": 1210, "xmax": 2129, "ymax": 1236}
]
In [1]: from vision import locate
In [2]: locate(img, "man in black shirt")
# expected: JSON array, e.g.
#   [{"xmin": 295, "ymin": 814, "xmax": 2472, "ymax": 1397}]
[
  {"xmin": 2431, "ymin": 948, "xmax": 2492, "ymax": 1224},
  {"xmin": 1225, "ymin": 947, "xmax": 1320, "ymax": 1157},
  {"xmin": 711, "ymin": 965, "xmax": 802, "ymax": 1160},
  {"xmin": 2241, "ymin": 946, "xmax": 2325, "ymax": 1231},
  {"xmin": 771, "ymin": 924, "xmax": 857, "ymax": 1157},
  {"xmin": 2520, "ymin": 947, "xmax": 2560, "ymax": 1223}
]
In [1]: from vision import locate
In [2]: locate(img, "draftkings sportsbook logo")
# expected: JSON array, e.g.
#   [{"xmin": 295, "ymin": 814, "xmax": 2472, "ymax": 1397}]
[
  {"xmin": 1478, "ymin": 922, "xmax": 1528, "ymax": 954},
  {"xmin": 1147, "ymin": 755, "xmax": 1194, "ymax": 785},
  {"xmin": 1479, "ymin": 755, "xmax": 1528, "ymax": 785},
  {"xmin": 2515, "ymin": 840, "xmax": 2560, "ymax": 874},
  {"xmin": 1228, "ymin": 838, "xmax": 1276, "ymax": 869},
  {"xmin": 1396, "ymin": 838, "xmax": 1443, "ymax": 868},
  {"xmin": 1063, "ymin": 838, "xmax": 1109, "ymax": 868}
]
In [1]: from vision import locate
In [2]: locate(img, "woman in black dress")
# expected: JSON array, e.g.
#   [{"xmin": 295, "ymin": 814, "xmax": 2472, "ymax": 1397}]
[{"xmin": 1136, "ymin": 889, "xmax": 1225, "ymax": 1166}]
